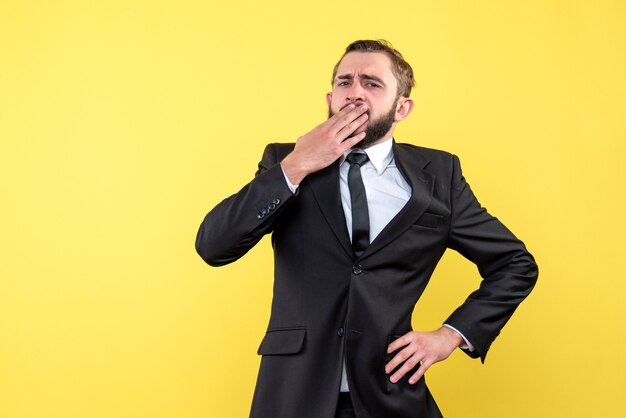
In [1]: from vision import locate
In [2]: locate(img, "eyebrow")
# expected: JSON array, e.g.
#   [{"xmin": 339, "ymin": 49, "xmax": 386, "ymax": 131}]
[{"xmin": 336, "ymin": 73, "xmax": 386, "ymax": 86}]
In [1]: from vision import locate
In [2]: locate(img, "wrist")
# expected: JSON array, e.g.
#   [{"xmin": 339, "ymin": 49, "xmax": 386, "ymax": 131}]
[
  {"xmin": 281, "ymin": 152, "xmax": 309, "ymax": 185},
  {"xmin": 439, "ymin": 326, "xmax": 464, "ymax": 348}
]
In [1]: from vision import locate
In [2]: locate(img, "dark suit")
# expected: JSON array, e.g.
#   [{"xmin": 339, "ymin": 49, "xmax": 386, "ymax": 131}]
[{"xmin": 195, "ymin": 141, "xmax": 538, "ymax": 418}]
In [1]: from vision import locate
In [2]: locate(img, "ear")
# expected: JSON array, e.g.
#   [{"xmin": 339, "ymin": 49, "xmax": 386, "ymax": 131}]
[
  {"xmin": 326, "ymin": 92, "xmax": 332, "ymax": 107},
  {"xmin": 394, "ymin": 97, "xmax": 414, "ymax": 122}
]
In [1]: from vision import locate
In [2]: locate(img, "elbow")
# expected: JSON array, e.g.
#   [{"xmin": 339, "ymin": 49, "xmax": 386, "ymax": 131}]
[
  {"xmin": 530, "ymin": 257, "xmax": 539, "ymax": 287},
  {"xmin": 195, "ymin": 240, "xmax": 236, "ymax": 267},
  {"xmin": 518, "ymin": 249, "xmax": 539, "ymax": 293},
  {"xmin": 195, "ymin": 241, "xmax": 225, "ymax": 267},
  {"xmin": 524, "ymin": 248, "xmax": 539, "ymax": 285},
  {"xmin": 518, "ymin": 251, "xmax": 539, "ymax": 296},
  {"xmin": 195, "ymin": 225, "xmax": 231, "ymax": 267}
]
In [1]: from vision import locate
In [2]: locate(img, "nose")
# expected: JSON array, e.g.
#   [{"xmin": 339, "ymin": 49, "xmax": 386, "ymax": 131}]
[{"xmin": 346, "ymin": 83, "xmax": 365, "ymax": 104}]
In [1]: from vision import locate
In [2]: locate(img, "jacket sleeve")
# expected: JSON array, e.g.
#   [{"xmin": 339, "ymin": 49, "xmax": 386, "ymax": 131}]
[
  {"xmin": 444, "ymin": 154, "xmax": 538, "ymax": 362},
  {"xmin": 195, "ymin": 143, "xmax": 297, "ymax": 267}
]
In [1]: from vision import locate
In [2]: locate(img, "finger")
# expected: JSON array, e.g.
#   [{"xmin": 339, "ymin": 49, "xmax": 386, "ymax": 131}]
[
  {"xmin": 387, "ymin": 334, "xmax": 411, "ymax": 354},
  {"xmin": 389, "ymin": 352, "xmax": 423, "ymax": 383},
  {"xmin": 408, "ymin": 360, "xmax": 433, "ymax": 385},
  {"xmin": 329, "ymin": 103, "xmax": 368, "ymax": 132},
  {"xmin": 339, "ymin": 131, "xmax": 366, "ymax": 153},
  {"xmin": 336, "ymin": 112, "xmax": 369, "ymax": 141},
  {"xmin": 384, "ymin": 344, "xmax": 415, "ymax": 375},
  {"xmin": 327, "ymin": 103, "xmax": 357, "ymax": 126}
]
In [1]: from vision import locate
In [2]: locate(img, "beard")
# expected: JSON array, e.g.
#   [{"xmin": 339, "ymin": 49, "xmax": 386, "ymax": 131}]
[{"xmin": 328, "ymin": 99, "xmax": 398, "ymax": 149}]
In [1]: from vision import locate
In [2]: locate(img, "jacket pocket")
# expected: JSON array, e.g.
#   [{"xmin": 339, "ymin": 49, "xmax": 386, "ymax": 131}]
[
  {"xmin": 412, "ymin": 212, "xmax": 444, "ymax": 229},
  {"xmin": 257, "ymin": 326, "xmax": 306, "ymax": 356}
]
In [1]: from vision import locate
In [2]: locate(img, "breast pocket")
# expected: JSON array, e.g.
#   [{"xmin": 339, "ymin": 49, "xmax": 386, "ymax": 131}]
[{"xmin": 412, "ymin": 212, "xmax": 444, "ymax": 229}]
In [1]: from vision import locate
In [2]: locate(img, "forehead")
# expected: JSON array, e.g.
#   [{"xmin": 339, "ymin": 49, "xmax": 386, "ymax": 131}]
[{"xmin": 335, "ymin": 52, "xmax": 395, "ymax": 82}]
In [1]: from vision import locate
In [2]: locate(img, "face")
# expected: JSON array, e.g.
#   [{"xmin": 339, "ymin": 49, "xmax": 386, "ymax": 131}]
[{"xmin": 327, "ymin": 52, "xmax": 413, "ymax": 148}]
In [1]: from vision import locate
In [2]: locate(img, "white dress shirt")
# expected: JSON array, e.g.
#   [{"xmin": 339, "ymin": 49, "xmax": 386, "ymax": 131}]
[{"xmin": 281, "ymin": 137, "xmax": 473, "ymax": 392}]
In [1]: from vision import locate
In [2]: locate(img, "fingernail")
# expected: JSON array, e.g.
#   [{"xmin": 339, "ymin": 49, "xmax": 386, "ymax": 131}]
[
  {"xmin": 409, "ymin": 378, "xmax": 416, "ymax": 384},
  {"xmin": 385, "ymin": 367, "xmax": 390, "ymax": 373}
]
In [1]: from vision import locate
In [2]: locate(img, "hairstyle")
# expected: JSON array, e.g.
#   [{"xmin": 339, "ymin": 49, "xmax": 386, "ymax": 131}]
[{"xmin": 331, "ymin": 39, "xmax": 415, "ymax": 98}]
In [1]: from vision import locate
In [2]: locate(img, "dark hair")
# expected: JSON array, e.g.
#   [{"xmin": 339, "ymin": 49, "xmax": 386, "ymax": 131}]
[{"xmin": 331, "ymin": 39, "xmax": 415, "ymax": 98}]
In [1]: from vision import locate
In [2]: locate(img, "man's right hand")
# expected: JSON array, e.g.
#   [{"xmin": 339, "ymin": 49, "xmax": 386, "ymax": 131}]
[{"xmin": 280, "ymin": 103, "xmax": 369, "ymax": 185}]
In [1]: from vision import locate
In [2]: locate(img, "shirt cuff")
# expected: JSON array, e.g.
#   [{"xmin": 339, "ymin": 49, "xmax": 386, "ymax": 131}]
[
  {"xmin": 280, "ymin": 164, "xmax": 299, "ymax": 194},
  {"xmin": 443, "ymin": 324, "xmax": 475, "ymax": 352}
]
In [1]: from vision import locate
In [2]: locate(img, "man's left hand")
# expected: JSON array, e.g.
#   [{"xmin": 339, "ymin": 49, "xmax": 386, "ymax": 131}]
[{"xmin": 385, "ymin": 326, "xmax": 463, "ymax": 385}]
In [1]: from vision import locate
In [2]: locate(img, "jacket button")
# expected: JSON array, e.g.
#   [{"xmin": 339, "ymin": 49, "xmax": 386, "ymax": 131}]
[
  {"xmin": 256, "ymin": 213, "xmax": 264, "ymax": 219},
  {"xmin": 352, "ymin": 264, "xmax": 362, "ymax": 275},
  {"xmin": 272, "ymin": 198, "xmax": 281, "ymax": 205},
  {"xmin": 337, "ymin": 327, "xmax": 344, "ymax": 337},
  {"xmin": 269, "ymin": 203, "xmax": 276, "ymax": 210},
  {"xmin": 261, "ymin": 208, "xmax": 270, "ymax": 215}
]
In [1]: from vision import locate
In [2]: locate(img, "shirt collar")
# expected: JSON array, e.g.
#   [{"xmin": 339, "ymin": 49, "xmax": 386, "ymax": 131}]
[{"xmin": 340, "ymin": 137, "xmax": 395, "ymax": 175}]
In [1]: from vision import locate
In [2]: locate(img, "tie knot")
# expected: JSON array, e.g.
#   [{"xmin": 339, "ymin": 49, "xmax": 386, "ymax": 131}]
[{"xmin": 346, "ymin": 152, "xmax": 369, "ymax": 167}]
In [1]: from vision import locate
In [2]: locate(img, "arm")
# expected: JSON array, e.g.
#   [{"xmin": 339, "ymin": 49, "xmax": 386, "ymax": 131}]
[
  {"xmin": 195, "ymin": 144, "xmax": 295, "ymax": 266},
  {"xmin": 195, "ymin": 103, "xmax": 369, "ymax": 267},
  {"xmin": 385, "ymin": 154, "xmax": 538, "ymax": 384},
  {"xmin": 444, "ymin": 154, "xmax": 539, "ymax": 361}
]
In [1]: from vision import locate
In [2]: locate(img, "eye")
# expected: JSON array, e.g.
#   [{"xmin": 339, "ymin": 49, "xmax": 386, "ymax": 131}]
[
  {"xmin": 337, "ymin": 81, "xmax": 350, "ymax": 87},
  {"xmin": 366, "ymin": 82, "xmax": 380, "ymax": 88}
]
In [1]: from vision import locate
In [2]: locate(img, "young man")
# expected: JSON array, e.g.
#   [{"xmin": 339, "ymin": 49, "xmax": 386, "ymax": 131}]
[{"xmin": 195, "ymin": 40, "xmax": 538, "ymax": 418}]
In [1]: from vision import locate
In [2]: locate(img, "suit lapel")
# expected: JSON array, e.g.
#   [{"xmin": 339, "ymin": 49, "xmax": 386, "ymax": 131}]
[
  {"xmin": 306, "ymin": 142, "xmax": 434, "ymax": 260},
  {"xmin": 307, "ymin": 160, "xmax": 354, "ymax": 259},
  {"xmin": 361, "ymin": 141, "xmax": 434, "ymax": 259}
]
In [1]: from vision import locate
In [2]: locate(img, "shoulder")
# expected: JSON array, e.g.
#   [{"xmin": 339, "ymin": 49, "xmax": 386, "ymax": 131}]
[
  {"xmin": 394, "ymin": 142, "xmax": 459, "ymax": 169},
  {"xmin": 261, "ymin": 143, "xmax": 296, "ymax": 162},
  {"xmin": 257, "ymin": 143, "xmax": 296, "ymax": 170},
  {"xmin": 271, "ymin": 143, "xmax": 296, "ymax": 160}
]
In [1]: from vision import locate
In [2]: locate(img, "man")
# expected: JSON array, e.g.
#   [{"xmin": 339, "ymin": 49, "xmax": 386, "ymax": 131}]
[{"xmin": 195, "ymin": 40, "xmax": 538, "ymax": 418}]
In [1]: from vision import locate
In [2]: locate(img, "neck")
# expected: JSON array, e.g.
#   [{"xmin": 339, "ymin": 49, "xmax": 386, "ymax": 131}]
[{"xmin": 355, "ymin": 133, "xmax": 394, "ymax": 150}]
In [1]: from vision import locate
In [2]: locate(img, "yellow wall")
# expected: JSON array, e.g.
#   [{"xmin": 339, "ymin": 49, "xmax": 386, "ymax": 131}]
[{"xmin": 1, "ymin": 1, "xmax": 624, "ymax": 417}]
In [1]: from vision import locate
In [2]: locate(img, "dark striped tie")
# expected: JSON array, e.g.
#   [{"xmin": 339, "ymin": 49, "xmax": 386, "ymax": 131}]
[{"xmin": 345, "ymin": 152, "xmax": 370, "ymax": 257}]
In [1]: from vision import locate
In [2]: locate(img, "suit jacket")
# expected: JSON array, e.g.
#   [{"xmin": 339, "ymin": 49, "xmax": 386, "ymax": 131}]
[{"xmin": 195, "ymin": 141, "xmax": 538, "ymax": 418}]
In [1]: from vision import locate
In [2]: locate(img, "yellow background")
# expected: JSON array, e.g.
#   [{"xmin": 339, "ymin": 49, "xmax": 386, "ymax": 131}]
[{"xmin": 1, "ymin": 1, "xmax": 624, "ymax": 417}]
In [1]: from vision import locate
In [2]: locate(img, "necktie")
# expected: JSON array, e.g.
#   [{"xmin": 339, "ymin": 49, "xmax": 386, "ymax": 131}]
[{"xmin": 345, "ymin": 152, "xmax": 370, "ymax": 257}]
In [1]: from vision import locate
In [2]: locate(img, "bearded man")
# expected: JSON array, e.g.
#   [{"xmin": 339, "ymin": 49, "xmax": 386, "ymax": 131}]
[{"xmin": 195, "ymin": 39, "xmax": 538, "ymax": 418}]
